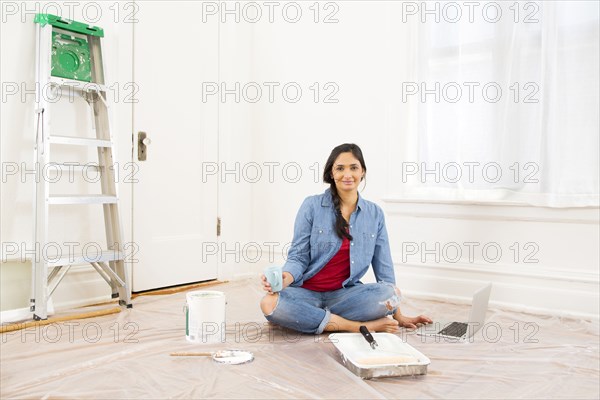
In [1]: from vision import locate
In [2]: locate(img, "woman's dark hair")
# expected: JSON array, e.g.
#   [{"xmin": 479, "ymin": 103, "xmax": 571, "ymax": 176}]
[{"xmin": 322, "ymin": 143, "xmax": 367, "ymax": 240}]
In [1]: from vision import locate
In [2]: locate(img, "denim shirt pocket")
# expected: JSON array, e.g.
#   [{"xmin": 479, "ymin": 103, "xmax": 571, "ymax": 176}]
[
  {"xmin": 360, "ymin": 231, "xmax": 377, "ymax": 260},
  {"xmin": 311, "ymin": 226, "xmax": 337, "ymax": 256}
]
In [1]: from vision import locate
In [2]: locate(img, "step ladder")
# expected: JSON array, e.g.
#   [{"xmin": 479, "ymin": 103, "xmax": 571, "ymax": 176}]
[{"xmin": 31, "ymin": 14, "xmax": 132, "ymax": 320}]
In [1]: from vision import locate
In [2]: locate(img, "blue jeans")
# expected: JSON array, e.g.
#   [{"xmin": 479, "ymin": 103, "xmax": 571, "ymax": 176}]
[{"xmin": 262, "ymin": 283, "xmax": 400, "ymax": 334}]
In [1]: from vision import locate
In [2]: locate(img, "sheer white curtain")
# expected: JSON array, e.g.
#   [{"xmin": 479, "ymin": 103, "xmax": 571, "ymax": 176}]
[{"xmin": 401, "ymin": 1, "xmax": 599, "ymax": 207}]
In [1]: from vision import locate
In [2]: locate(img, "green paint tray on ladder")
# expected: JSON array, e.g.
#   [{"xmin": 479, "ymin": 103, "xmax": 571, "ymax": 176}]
[
  {"xmin": 35, "ymin": 14, "xmax": 104, "ymax": 82},
  {"xmin": 50, "ymin": 31, "xmax": 91, "ymax": 82}
]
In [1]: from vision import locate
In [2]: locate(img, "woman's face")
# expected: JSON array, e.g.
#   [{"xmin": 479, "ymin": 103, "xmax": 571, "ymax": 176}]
[{"xmin": 331, "ymin": 152, "xmax": 364, "ymax": 193}]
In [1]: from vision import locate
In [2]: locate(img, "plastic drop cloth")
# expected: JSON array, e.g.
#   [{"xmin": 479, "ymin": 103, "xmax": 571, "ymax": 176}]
[{"xmin": 1, "ymin": 279, "xmax": 599, "ymax": 399}]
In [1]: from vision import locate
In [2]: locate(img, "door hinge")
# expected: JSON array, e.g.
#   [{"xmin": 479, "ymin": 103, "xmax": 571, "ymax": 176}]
[{"xmin": 217, "ymin": 217, "xmax": 221, "ymax": 237}]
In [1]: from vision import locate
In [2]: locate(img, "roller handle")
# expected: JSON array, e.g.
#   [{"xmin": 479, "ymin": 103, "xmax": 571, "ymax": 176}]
[
  {"xmin": 170, "ymin": 352, "xmax": 213, "ymax": 357},
  {"xmin": 359, "ymin": 325, "xmax": 378, "ymax": 350}
]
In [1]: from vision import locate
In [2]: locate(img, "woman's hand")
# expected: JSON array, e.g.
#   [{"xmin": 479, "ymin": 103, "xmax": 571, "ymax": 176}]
[
  {"xmin": 260, "ymin": 271, "xmax": 294, "ymax": 294},
  {"xmin": 396, "ymin": 314, "xmax": 433, "ymax": 330},
  {"xmin": 260, "ymin": 274, "xmax": 272, "ymax": 293},
  {"xmin": 281, "ymin": 272, "xmax": 294, "ymax": 290}
]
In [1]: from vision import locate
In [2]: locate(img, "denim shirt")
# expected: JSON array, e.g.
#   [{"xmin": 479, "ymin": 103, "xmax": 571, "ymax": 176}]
[{"xmin": 283, "ymin": 188, "xmax": 396, "ymax": 288}]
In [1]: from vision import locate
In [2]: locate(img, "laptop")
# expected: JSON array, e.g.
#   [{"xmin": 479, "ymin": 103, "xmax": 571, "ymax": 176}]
[{"xmin": 416, "ymin": 283, "xmax": 493, "ymax": 341}]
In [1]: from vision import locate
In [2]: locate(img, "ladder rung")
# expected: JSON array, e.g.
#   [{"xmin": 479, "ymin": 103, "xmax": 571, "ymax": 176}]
[
  {"xmin": 46, "ymin": 163, "xmax": 101, "ymax": 173},
  {"xmin": 48, "ymin": 195, "xmax": 117, "ymax": 205},
  {"xmin": 49, "ymin": 76, "xmax": 107, "ymax": 92},
  {"xmin": 49, "ymin": 135, "xmax": 112, "ymax": 148},
  {"xmin": 46, "ymin": 251, "xmax": 124, "ymax": 267}
]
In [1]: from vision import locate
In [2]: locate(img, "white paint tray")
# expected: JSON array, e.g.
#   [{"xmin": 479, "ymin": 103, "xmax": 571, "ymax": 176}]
[{"xmin": 329, "ymin": 333, "xmax": 430, "ymax": 379}]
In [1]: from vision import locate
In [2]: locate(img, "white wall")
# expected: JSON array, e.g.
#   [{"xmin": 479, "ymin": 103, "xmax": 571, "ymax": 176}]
[
  {"xmin": 247, "ymin": 2, "xmax": 410, "ymax": 250},
  {"xmin": 216, "ymin": 20, "xmax": 259, "ymax": 282}
]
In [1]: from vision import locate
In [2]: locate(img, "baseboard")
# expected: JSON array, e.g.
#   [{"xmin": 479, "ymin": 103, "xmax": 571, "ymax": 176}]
[
  {"xmin": 397, "ymin": 269, "xmax": 599, "ymax": 320},
  {"xmin": 397, "ymin": 256, "xmax": 599, "ymax": 285},
  {"xmin": 0, "ymin": 293, "xmax": 112, "ymax": 324},
  {"xmin": 0, "ymin": 299, "xmax": 55, "ymax": 324},
  {"xmin": 402, "ymin": 288, "xmax": 599, "ymax": 322},
  {"xmin": 51, "ymin": 294, "xmax": 113, "ymax": 314},
  {"xmin": 1, "ymin": 307, "xmax": 33, "ymax": 324},
  {"xmin": 232, "ymin": 272, "xmax": 259, "ymax": 280}
]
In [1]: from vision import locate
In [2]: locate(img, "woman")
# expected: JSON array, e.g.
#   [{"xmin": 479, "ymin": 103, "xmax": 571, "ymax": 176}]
[{"xmin": 260, "ymin": 143, "xmax": 432, "ymax": 334}]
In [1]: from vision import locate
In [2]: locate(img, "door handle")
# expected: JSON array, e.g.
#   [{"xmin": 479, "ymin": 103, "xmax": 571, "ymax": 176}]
[{"xmin": 138, "ymin": 131, "xmax": 151, "ymax": 161}]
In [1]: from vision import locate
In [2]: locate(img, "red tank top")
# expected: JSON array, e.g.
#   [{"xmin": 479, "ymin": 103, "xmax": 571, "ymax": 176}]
[{"xmin": 302, "ymin": 235, "xmax": 350, "ymax": 292}]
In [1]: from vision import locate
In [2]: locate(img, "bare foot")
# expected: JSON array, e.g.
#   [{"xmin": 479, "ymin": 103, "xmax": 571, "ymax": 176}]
[{"xmin": 362, "ymin": 317, "xmax": 399, "ymax": 333}]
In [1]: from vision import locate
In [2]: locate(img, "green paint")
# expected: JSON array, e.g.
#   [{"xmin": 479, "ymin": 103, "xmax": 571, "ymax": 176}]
[
  {"xmin": 50, "ymin": 32, "xmax": 92, "ymax": 82},
  {"xmin": 185, "ymin": 305, "xmax": 189, "ymax": 336}
]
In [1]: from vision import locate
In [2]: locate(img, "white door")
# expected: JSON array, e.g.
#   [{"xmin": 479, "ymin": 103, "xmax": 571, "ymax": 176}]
[{"xmin": 132, "ymin": 2, "xmax": 219, "ymax": 291}]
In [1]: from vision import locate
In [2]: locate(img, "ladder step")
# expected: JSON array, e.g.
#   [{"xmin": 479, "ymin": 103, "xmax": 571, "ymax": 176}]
[
  {"xmin": 49, "ymin": 76, "xmax": 107, "ymax": 92},
  {"xmin": 46, "ymin": 250, "xmax": 124, "ymax": 267},
  {"xmin": 49, "ymin": 135, "xmax": 112, "ymax": 147},
  {"xmin": 46, "ymin": 163, "xmax": 101, "ymax": 173},
  {"xmin": 48, "ymin": 195, "xmax": 117, "ymax": 205}
]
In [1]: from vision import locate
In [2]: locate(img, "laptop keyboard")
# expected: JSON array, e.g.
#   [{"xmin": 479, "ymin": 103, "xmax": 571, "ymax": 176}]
[{"xmin": 439, "ymin": 322, "xmax": 469, "ymax": 337}]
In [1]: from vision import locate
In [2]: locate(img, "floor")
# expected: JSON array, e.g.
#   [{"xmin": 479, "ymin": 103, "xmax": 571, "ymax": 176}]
[{"xmin": 1, "ymin": 279, "xmax": 599, "ymax": 399}]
